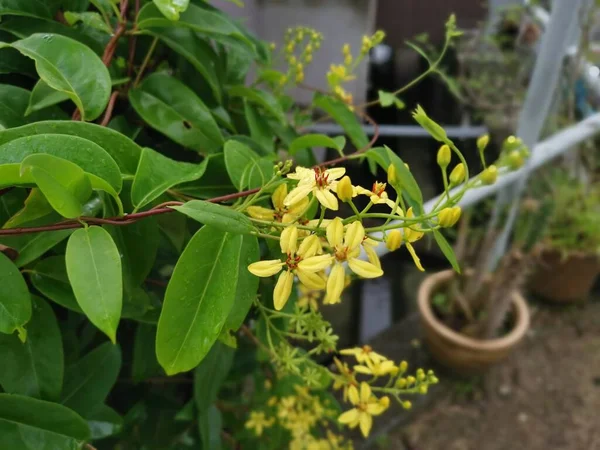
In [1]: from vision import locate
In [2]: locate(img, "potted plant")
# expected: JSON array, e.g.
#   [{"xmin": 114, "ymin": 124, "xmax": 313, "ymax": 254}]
[
  {"xmin": 528, "ymin": 169, "xmax": 600, "ymax": 302},
  {"xmin": 416, "ymin": 179, "xmax": 552, "ymax": 374}
]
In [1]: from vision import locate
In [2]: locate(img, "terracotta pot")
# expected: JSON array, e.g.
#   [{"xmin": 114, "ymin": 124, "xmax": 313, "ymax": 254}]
[
  {"xmin": 529, "ymin": 249, "xmax": 600, "ymax": 303},
  {"xmin": 417, "ymin": 270, "xmax": 530, "ymax": 374}
]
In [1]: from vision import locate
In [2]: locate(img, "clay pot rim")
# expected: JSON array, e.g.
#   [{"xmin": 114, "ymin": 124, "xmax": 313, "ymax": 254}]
[
  {"xmin": 418, "ymin": 269, "xmax": 530, "ymax": 351},
  {"xmin": 537, "ymin": 246, "xmax": 600, "ymax": 261}
]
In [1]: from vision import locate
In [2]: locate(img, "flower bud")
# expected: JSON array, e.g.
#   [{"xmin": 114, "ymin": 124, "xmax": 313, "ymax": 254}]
[
  {"xmin": 387, "ymin": 164, "xmax": 398, "ymax": 185},
  {"xmin": 502, "ymin": 135, "xmax": 522, "ymax": 152},
  {"xmin": 508, "ymin": 150, "xmax": 524, "ymax": 170},
  {"xmin": 280, "ymin": 226, "xmax": 298, "ymax": 254},
  {"xmin": 402, "ymin": 401, "xmax": 412, "ymax": 410},
  {"xmin": 412, "ymin": 105, "xmax": 447, "ymax": 142},
  {"xmin": 406, "ymin": 376, "xmax": 416, "ymax": 386},
  {"xmin": 437, "ymin": 206, "xmax": 461, "ymax": 227},
  {"xmin": 449, "ymin": 163, "xmax": 466, "ymax": 185},
  {"xmin": 399, "ymin": 361, "xmax": 408, "ymax": 373},
  {"xmin": 337, "ymin": 176, "xmax": 354, "ymax": 202},
  {"xmin": 437, "ymin": 144, "xmax": 451, "ymax": 169},
  {"xmin": 476, "ymin": 134, "xmax": 490, "ymax": 152},
  {"xmin": 419, "ymin": 385, "xmax": 428, "ymax": 394},
  {"xmin": 481, "ymin": 165, "xmax": 498, "ymax": 185},
  {"xmin": 396, "ymin": 377, "xmax": 407, "ymax": 388},
  {"xmin": 386, "ymin": 230, "xmax": 403, "ymax": 251}
]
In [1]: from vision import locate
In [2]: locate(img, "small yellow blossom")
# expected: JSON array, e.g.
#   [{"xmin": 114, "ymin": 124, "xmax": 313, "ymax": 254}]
[
  {"xmin": 248, "ymin": 228, "xmax": 332, "ymax": 310},
  {"xmin": 325, "ymin": 219, "xmax": 383, "ymax": 304},
  {"xmin": 437, "ymin": 206, "xmax": 461, "ymax": 227},
  {"xmin": 355, "ymin": 182, "xmax": 400, "ymax": 212},
  {"xmin": 403, "ymin": 207, "xmax": 425, "ymax": 271},
  {"xmin": 386, "ymin": 230, "xmax": 402, "ymax": 251},
  {"xmin": 333, "ymin": 357, "xmax": 358, "ymax": 402},
  {"xmin": 340, "ymin": 345, "xmax": 386, "ymax": 365},
  {"xmin": 354, "ymin": 358, "xmax": 398, "ymax": 377},
  {"xmin": 246, "ymin": 183, "xmax": 309, "ymax": 223},
  {"xmin": 336, "ymin": 176, "xmax": 355, "ymax": 202},
  {"xmin": 245, "ymin": 411, "xmax": 274, "ymax": 436},
  {"xmin": 297, "ymin": 281, "xmax": 324, "ymax": 311},
  {"xmin": 285, "ymin": 166, "xmax": 346, "ymax": 210},
  {"xmin": 338, "ymin": 382, "xmax": 389, "ymax": 437},
  {"xmin": 449, "ymin": 163, "xmax": 466, "ymax": 185}
]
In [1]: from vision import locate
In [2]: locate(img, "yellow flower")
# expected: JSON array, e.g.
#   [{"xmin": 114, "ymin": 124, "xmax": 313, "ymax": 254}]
[
  {"xmin": 338, "ymin": 382, "xmax": 389, "ymax": 437},
  {"xmin": 437, "ymin": 206, "xmax": 461, "ymax": 227},
  {"xmin": 333, "ymin": 357, "xmax": 358, "ymax": 402},
  {"xmin": 336, "ymin": 176, "xmax": 355, "ymax": 202},
  {"xmin": 248, "ymin": 228, "xmax": 332, "ymax": 310},
  {"xmin": 324, "ymin": 219, "xmax": 383, "ymax": 304},
  {"xmin": 386, "ymin": 230, "xmax": 402, "ymax": 251},
  {"xmin": 355, "ymin": 182, "xmax": 401, "ymax": 213},
  {"xmin": 340, "ymin": 345, "xmax": 386, "ymax": 365},
  {"xmin": 246, "ymin": 183, "xmax": 309, "ymax": 224},
  {"xmin": 403, "ymin": 207, "xmax": 425, "ymax": 272},
  {"xmin": 245, "ymin": 411, "xmax": 274, "ymax": 436},
  {"xmin": 285, "ymin": 166, "xmax": 346, "ymax": 210},
  {"xmin": 297, "ymin": 281, "xmax": 324, "ymax": 311},
  {"xmin": 354, "ymin": 359, "xmax": 398, "ymax": 377}
]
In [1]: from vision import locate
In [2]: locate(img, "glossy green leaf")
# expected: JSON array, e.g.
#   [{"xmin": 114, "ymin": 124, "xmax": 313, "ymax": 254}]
[
  {"xmin": 20, "ymin": 153, "xmax": 93, "ymax": 219},
  {"xmin": 156, "ymin": 226, "xmax": 243, "ymax": 375},
  {"xmin": 0, "ymin": 1, "xmax": 59, "ymax": 18},
  {"xmin": 378, "ymin": 90, "xmax": 405, "ymax": 109},
  {"xmin": 64, "ymin": 11, "xmax": 112, "ymax": 33},
  {"xmin": 223, "ymin": 140, "xmax": 260, "ymax": 191},
  {"xmin": 26, "ymin": 80, "xmax": 69, "ymax": 116},
  {"xmin": 171, "ymin": 200, "xmax": 253, "ymax": 234},
  {"xmin": 313, "ymin": 94, "xmax": 369, "ymax": 149},
  {"xmin": 153, "ymin": 0, "xmax": 189, "ymax": 20},
  {"xmin": 0, "ymin": 134, "xmax": 123, "ymax": 192},
  {"xmin": 289, "ymin": 134, "xmax": 346, "ymax": 155},
  {"xmin": 11, "ymin": 229, "xmax": 73, "ymax": 267},
  {"xmin": 157, "ymin": 211, "xmax": 187, "ymax": 252},
  {"xmin": 137, "ymin": 2, "xmax": 254, "ymax": 54},
  {"xmin": 0, "ymin": 297, "xmax": 63, "ymax": 400},
  {"xmin": 0, "ymin": 189, "xmax": 27, "ymax": 227},
  {"xmin": 198, "ymin": 404, "xmax": 223, "ymax": 449},
  {"xmin": 129, "ymin": 73, "xmax": 223, "ymax": 153},
  {"xmin": 0, "ymin": 252, "xmax": 31, "ymax": 337},
  {"xmin": 0, "ymin": 84, "xmax": 66, "ymax": 130},
  {"xmin": 228, "ymin": 85, "xmax": 285, "ymax": 124},
  {"xmin": 432, "ymin": 229, "xmax": 461, "ymax": 273},
  {"xmin": 142, "ymin": 27, "xmax": 221, "ymax": 102},
  {"xmin": 66, "ymin": 226, "xmax": 122, "ymax": 343},
  {"xmin": 0, "ymin": 121, "xmax": 141, "ymax": 176},
  {"xmin": 61, "ymin": 342, "xmax": 121, "ymax": 415},
  {"xmin": 0, "ymin": 47, "xmax": 34, "ymax": 76},
  {"xmin": 86, "ymin": 404, "xmax": 123, "ymax": 440},
  {"xmin": 0, "ymin": 393, "xmax": 90, "ymax": 448},
  {"xmin": 131, "ymin": 147, "xmax": 209, "ymax": 209},
  {"xmin": 89, "ymin": 0, "xmax": 115, "ymax": 17},
  {"xmin": 30, "ymin": 256, "xmax": 82, "ymax": 313},
  {"xmin": 223, "ymin": 234, "xmax": 259, "ymax": 333},
  {"xmin": 244, "ymin": 101, "xmax": 274, "ymax": 153},
  {"xmin": 132, "ymin": 323, "xmax": 162, "ymax": 382},
  {"xmin": 176, "ymin": 153, "xmax": 235, "ymax": 199},
  {"xmin": 194, "ymin": 341, "xmax": 234, "ymax": 413},
  {"xmin": 2, "ymin": 188, "xmax": 53, "ymax": 229},
  {"xmin": 240, "ymin": 157, "xmax": 274, "ymax": 190},
  {"xmin": 5, "ymin": 33, "xmax": 110, "ymax": 120}
]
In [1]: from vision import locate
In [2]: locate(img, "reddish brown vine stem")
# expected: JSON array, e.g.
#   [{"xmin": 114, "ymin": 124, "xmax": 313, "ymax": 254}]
[{"xmin": 99, "ymin": 91, "xmax": 119, "ymax": 127}]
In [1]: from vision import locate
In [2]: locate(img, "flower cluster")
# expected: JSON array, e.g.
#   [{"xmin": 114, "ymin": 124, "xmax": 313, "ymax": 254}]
[{"xmin": 282, "ymin": 26, "xmax": 323, "ymax": 85}]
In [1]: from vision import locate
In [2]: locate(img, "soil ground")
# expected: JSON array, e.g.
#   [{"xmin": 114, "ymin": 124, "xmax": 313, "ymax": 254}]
[{"xmin": 361, "ymin": 299, "xmax": 600, "ymax": 450}]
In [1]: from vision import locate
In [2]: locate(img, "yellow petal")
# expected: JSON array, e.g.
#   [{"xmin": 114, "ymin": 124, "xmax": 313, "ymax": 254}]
[
  {"xmin": 248, "ymin": 260, "xmax": 284, "ymax": 277},
  {"xmin": 287, "ymin": 166, "xmax": 314, "ymax": 181},
  {"xmin": 358, "ymin": 412, "xmax": 373, "ymax": 437},
  {"xmin": 353, "ymin": 365, "xmax": 372, "ymax": 375},
  {"xmin": 287, "ymin": 195, "xmax": 309, "ymax": 215},
  {"xmin": 326, "ymin": 217, "xmax": 344, "ymax": 248},
  {"xmin": 246, "ymin": 206, "xmax": 275, "ymax": 221},
  {"xmin": 348, "ymin": 258, "xmax": 383, "ymax": 278},
  {"xmin": 280, "ymin": 226, "xmax": 298, "ymax": 255},
  {"xmin": 297, "ymin": 269, "xmax": 326, "ymax": 290},
  {"xmin": 315, "ymin": 188, "xmax": 339, "ymax": 210},
  {"xmin": 297, "ymin": 254, "xmax": 332, "ymax": 272},
  {"xmin": 385, "ymin": 229, "xmax": 403, "ymax": 251},
  {"xmin": 338, "ymin": 408, "xmax": 359, "ymax": 425},
  {"xmin": 344, "ymin": 221, "xmax": 365, "ymax": 250},
  {"xmin": 326, "ymin": 167, "xmax": 346, "ymax": 181},
  {"xmin": 406, "ymin": 242, "xmax": 425, "ymax": 272},
  {"xmin": 284, "ymin": 184, "xmax": 313, "ymax": 207},
  {"xmin": 347, "ymin": 384, "xmax": 360, "ymax": 405},
  {"xmin": 273, "ymin": 270, "xmax": 294, "ymax": 310},
  {"xmin": 366, "ymin": 401, "xmax": 387, "ymax": 416},
  {"xmin": 271, "ymin": 183, "xmax": 288, "ymax": 210},
  {"xmin": 298, "ymin": 234, "xmax": 321, "ymax": 258},
  {"xmin": 359, "ymin": 382, "xmax": 372, "ymax": 403},
  {"xmin": 325, "ymin": 263, "xmax": 345, "ymax": 304}
]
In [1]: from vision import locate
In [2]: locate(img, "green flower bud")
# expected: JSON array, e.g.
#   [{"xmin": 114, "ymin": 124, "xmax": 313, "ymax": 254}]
[
  {"xmin": 476, "ymin": 134, "xmax": 490, "ymax": 152},
  {"xmin": 508, "ymin": 150, "xmax": 524, "ymax": 170},
  {"xmin": 481, "ymin": 165, "xmax": 498, "ymax": 185},
  {"xmin": 412, "ymin": 105, "xmax": 447, "ymax": 142}
]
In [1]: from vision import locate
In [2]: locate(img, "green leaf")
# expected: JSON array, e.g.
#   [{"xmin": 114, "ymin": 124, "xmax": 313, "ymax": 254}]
[
  {"xmin": 0, "ymin": 46, "xmax": 34, "ymax": 76},
  {"xmin": 30, "ymin": 256, "xmax": 82, "ymax": 312},
  {"xmin": 137, "ymin": 2, "xmax": 255, "ymax": 55},
  {"xmin": 0, "ymin": 1, "xmax": 59, "ymax": 18},
  {"xmin": 0, "ymin": 84, "xmax": 66, "ymax": 130},
  {"xmin": 313, "ymin": 94, "xmax": 369, "ymax": 149},
  {"xmin": 129, "ymin": 72, "xmax": 223, "ymax": 153},
  {"xmin": 0, "ymin": 134, "xmax": 123, "ymax": 192},
  {"xmin": 171, "ymin": 200, "xmax": 253, "ymax": 235},
  {"xmin": 198, "ymin": 404, "xmax": 223, "ymax": 450},
  {"xmin": 131, "ymin": 147, "xmax": 209, "ymax": 209},
  {"xmin": 289, "ymin": 133, "xmax": 346, "ymax": 155},
  {"xmin": 61, "ymin": 342, "xmax": 121, "ymax": 415},
  {"xmin": 0, "ymin": 121, "xmax": 141, "ymax": 176},
  {"xmin": 153, "ymin": 0, "xmax": 189, "ymax": 20},
  {"xmin": 0, "ymin": 188, "xmax": 27, "ymax": 227},
  {"xmin": 132, "ymin": 323, "xmax": 162, "ymax": 382},
  {"xmin": 0, "ymin": 252, "xmax": 31, "ymax": 337},
  {"xmin": 20, "ymin": 153, "xmax": 93, "ymax": 219},
  {"xmin": 5, "ymin": 33, "xmax": 110, "ymax": 120},
  {"xmin": 0, "ymin": 393, "xmax": 90, "ymax": 448},
  {"xmin": 11, "ymin": 229, "xmax": 73, "ymax": 268},
  {"xmin": 2, "ymin": 188, "xmax": 53, "ymax": 229},
  {"xmin": 193, "ymin": 341, "xmax": 234, "ymax": 413},
  {"xmin": 432, "ymin": 229, "xmax": 461, "ymax": 273},
  {"xmin": 64, "ymin": 11, "xmax": 112, "ymax": 34},
  {"xmin": 86, "ymin": 404, "xmax": 123, "ymax": 440},
  {"xmin": 0, "ymin": 296, "xmax": 63, "ymax": 400},
  {"xmin": 228, "ymin": 85, "xmax": 285, "ymax": 124},
  {"xmin": 244, "ymin": 100, "xmax": 274, "ymax": 153},
  {"xmin": 156, "ymin": 226, "xmax": 243, "ymax": 375},
  {"xmin": 141, "ymin": 27, "xmax": 221, "ymax": 102},
  {"xmin": 65, "ymin": 226, "xmax": 122, "ymax": 343},
  {"xmin": 378, "ymin": 90, "xmax": 405, "ymax": 109},
  {"xmin": 223, "ymin": 140, "xmax": 260, "ymax": 191},
  {"xmin": 240, "ymin": 157, "xmax": 274, "ymax": 190},
  {"xmin": 222, "ymin": 234, "xmax": 259, "ymax": 333},
  {"xmin": 26, "ymin": 79, "xmax": 70, "ymax": 116},
  {"xmin": 176, "ymin": 153, "xmax": 235, "ymax": 199}
]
